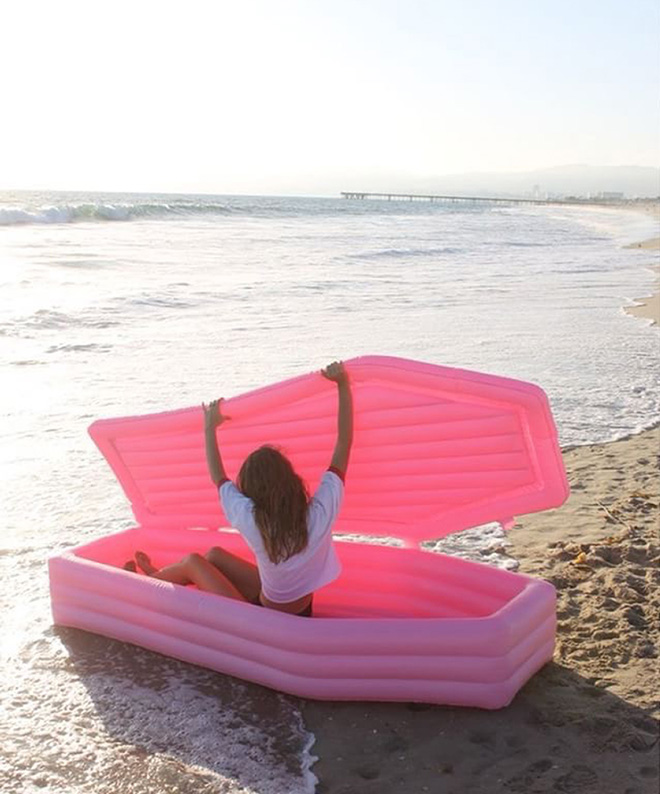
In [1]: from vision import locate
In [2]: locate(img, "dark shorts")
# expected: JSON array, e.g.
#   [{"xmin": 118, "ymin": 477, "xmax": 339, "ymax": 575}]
[{"xmin": 250, "ymin": 595, "xmax": 313, "ymax": 617}]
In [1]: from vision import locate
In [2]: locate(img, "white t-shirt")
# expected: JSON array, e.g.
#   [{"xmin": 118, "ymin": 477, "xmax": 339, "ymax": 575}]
[{"xmin": 219, "ymin": 470, "xmax": 343, "ymax": 603}]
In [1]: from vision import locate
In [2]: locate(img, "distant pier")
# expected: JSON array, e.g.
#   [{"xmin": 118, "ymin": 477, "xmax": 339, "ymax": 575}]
[{"xmin": 341, "ymin": 191, "xmax": 558, "ymax": 206}]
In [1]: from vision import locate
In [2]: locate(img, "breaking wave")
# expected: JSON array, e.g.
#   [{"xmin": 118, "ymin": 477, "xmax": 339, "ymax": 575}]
[{"xmin": 0, "ymin": 201, "xmax": 234, "ymax": 226}]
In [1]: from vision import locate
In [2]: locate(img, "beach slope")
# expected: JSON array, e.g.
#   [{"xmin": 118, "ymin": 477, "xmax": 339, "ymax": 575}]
[{"xmin": 304, "ymin": 426, "xmax": 659, "ymax": 794}]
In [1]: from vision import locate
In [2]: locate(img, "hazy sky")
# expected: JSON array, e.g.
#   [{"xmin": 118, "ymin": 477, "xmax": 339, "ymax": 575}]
[{"xmin": 3, "ymin": 0, "xmax": 659, "ymax": 194}]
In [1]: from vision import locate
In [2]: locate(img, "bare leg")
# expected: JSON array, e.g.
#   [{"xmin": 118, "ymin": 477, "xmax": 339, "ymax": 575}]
[
  {"xmin": 135, "ymin": 551, "xmax": 246, "ymax": 599},
  {"xmin": 205, "ymin": 546, "xmax": 261, "ymax": 601}
]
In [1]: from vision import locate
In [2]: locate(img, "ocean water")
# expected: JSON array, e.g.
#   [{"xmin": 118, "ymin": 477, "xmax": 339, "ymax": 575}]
[{"xmin": 1, "ymin": 190, "xmax": 658, "ymax": 793}]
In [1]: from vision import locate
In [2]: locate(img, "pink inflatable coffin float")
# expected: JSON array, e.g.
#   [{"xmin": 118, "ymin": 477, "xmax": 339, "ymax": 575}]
[{"xmin": 49, "ymin": 356, "xmax": 569, "ymax": 708}]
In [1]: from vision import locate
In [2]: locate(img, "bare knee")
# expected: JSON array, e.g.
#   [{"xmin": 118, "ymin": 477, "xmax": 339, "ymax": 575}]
[
  {"xmin": 183, "ymin": 552, "xmax": 205, "ymax": 567},
  {"xmin": 205, "ymin": 546, "xmax": 232, "ymax": 569},
  {"xmin": 205, "ymin": 546, "xmax": 223, "ymax": 564}
]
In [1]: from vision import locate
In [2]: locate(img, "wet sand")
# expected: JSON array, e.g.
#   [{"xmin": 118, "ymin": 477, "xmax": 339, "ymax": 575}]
[
  {"xmin": 624, "ymin": 202, "xmax": 659, "ymax": 325},
  {"xmin": 626, "ymin": 291, "xmax": 659, "ymax": 326},
  {"xmin": 625, "ymin": 263, "xmax": 659, "ymax": 326}
]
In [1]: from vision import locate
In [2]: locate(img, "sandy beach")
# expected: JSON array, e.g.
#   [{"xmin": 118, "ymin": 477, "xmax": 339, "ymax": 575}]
[
  {"xmin": 3, "ymin": 195, "xmax": 658, "ymax": 794},
  {"xmin": 304, "ymin": 425, "xmax": 659, "ymax": 794},
  {"xmin": 304, "ymin": 219, "xmax": 660, "ymax": 794}
]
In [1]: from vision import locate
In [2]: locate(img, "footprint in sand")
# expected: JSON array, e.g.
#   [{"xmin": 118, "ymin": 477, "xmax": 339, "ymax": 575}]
[
  {"xmin": 625, "ymin": 574, "xmax": 648, "ymax": 596},
  {"xmin": 468, "ymin": 729, "xmax": 496, "ymax": 747},
  {"xmin": 381, "ymin": 734, "xmax": 408, "ymax": 754},
  {"xmin": 592, "ymin": 629, "xmax": 618, "ymax": 641},
  {"xmin": 592, "ymin": 546, "xmax": 622, "ymax": 564},
  {"xmin": 353, "ymin": 763, "xmax": 380, "ymax": 781},
  {"xmin": 552, "ymin": 763, "xmax": 598, "ymax": 792},
  {"xmin": 635, "ymin": 642, "xmax": 656, "ymax": 658},
  {"xmin": 506, "ymin": 758, "xmax": 554, "ymax": 792},
  {"xmin": 625, "ymin": 545, "xmax": 651, "ymax": 564},
  {"xmin": 622, "ymin": 605, "xmax": 647, "ymax": 629}
]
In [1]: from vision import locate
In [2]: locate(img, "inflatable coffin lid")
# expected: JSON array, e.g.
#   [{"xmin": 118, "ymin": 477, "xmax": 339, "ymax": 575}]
[{"xmin": 88, "ymin": 355, "xmax": 569, "ymax": 545}]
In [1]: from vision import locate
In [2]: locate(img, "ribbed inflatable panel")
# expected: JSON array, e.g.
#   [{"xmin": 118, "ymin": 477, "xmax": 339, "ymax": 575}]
[
  {"xmin": 50, "ymin": 356, "xmax": 568, "ymax": 707},
  {"xmin": 88, "ymin": 355, "xmax": 569, "ymax": 543}
]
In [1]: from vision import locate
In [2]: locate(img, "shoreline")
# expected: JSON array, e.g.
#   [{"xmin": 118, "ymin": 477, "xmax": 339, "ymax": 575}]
[
  {"xmin": 622, "ymin": 201, "xmax": 660, "ymax": 325},
  {"xmin": 305, "ymin": 425, "xmax": 659, "ymax": 794}
]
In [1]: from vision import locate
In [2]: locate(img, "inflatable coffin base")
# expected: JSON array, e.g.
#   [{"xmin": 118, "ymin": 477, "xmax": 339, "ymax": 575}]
[
  {"xmin": 49, "ymin": 356, "xmax": 567, "ymax": 708},
  {"xmin": 50, "ymin": 528, "xmax": 555, "ymax": 709}
]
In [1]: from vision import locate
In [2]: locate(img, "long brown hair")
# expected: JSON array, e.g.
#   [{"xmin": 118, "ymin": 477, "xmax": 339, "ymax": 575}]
[{"xmin": 237, "ymin": 445, "xmax": 310, "ymax": 563}]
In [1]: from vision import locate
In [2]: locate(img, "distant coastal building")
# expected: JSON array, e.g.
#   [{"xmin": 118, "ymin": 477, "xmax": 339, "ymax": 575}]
[{"xmin": 598, "ymin": 191, "xmax": 625, "ymax": 201}]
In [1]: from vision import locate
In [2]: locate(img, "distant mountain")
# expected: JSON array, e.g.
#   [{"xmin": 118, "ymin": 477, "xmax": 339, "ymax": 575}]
[{"xmin": 399, "ymin": 165, "xmax": 660, "ymax": 199}]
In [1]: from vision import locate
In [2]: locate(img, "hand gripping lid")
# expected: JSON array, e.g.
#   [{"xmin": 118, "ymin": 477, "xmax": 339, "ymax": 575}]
[{"xmin": 88, "ymin": 355, "xmax": 570, "ymax": 545}]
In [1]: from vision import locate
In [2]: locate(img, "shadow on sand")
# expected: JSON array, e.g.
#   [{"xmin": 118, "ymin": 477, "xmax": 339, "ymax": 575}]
[{"xmin": 303, "ymin": 661, "xmax": 659, "ymax": 794}]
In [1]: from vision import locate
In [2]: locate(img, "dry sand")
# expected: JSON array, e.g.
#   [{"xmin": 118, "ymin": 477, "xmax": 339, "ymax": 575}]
[{"xmin": 304, "ymin": 425, "xmax": 659, "ymax": 794}]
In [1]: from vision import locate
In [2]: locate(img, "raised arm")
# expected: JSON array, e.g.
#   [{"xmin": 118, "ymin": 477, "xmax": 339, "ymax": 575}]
[
  {"xmin": 203, "ymin": 399, "xmax": 229, "ymax": 486},
  {"xmin": 321, "ymin": 361, "xmax": 353, "ymax": 477}
]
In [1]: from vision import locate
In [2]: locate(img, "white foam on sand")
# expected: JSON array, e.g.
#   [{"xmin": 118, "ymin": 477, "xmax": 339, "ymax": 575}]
[
  {"xmin": 0, "ymin": 567, "xmax": 317, "ymax": 794},
  {"xmin": 337, "ymin": 522, "xmax": 519, "ymax": 571}
]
